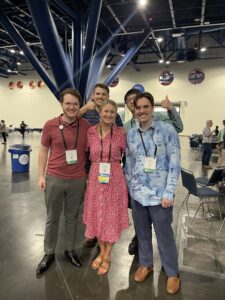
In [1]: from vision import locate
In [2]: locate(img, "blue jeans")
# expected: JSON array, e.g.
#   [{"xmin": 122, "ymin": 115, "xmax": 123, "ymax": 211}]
[{"xmin": 202, "ymin": 143, "xmax": 212, "ymax": 166}]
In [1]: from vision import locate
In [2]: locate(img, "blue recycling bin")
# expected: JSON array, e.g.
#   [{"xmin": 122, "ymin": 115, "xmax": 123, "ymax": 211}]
[{"xmin": 8, "ymin": 144, "xmax": 32, "ymax": 172}]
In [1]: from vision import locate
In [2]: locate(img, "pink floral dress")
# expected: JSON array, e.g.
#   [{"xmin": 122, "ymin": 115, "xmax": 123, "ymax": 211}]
[{"xmin": 83, "ymin": 125, "xmax": 128, "ymax": 243}]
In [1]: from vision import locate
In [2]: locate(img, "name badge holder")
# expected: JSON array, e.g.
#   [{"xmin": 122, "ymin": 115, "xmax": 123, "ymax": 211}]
[
  {"xmin": 138, "ymin": 129, "xmax": 157, "ymax": 173},
  {"xmin": 144, "ymin": 156, "xmax": 156, "ymax": 173},
  {"xmin": 66, "ymin": 149, "xmax": 77, "ymax": 164},
  {"xmin": 98, "ymin": 162, "xmax": 111, "ymax": 183}
]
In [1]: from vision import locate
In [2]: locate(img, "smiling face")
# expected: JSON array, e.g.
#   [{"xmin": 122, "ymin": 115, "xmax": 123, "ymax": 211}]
[
  {"xmin": 61, "ymin": 93, "xmax": 80, "ymax": 123},
  {"xmin": 135, "ymin": 97, "xmax": 154, "ymax": 126},
  {"xmin": 99, "ymin": 103, "xmax": 117, "ymax": 126},
  {"xmin": 92, "ymin": 87, "xmax": 109, "ymax": 107}
]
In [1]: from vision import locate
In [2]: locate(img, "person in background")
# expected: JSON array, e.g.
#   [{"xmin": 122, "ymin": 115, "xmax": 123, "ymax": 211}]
[
  {"xmin": 125, "ymin": 92, "xmax": 181, "ymax": 294},
  {"xmin": 124, "ymin": 88, "xmax": 183, "ymax": 256},
  {"xmin": 0, "ymin": 120, "xmax": 7, "ymax": 144},
  {"xmin": 216, "ymin": 120, "xmax": 225, "ymax": 168},
  {"xmin": 36, "ymin": 88, "xmax": 90, "ymax": 276},
  {"xmin": 20, "ymin": 121, "xmax": 27, "ymax": 139},
  {"xmin": 218, "ymin": 120, "xmax": 225, "ymax": 142},
  {"xmin": 83, "ymin": 99, "xmax": 128, "ymax": 275},
  {"xmin": 79, "ymin": 83, "xmax": 123, "ymax": 248},
  {"xmin": 214, "ymin": 125, "xmax": 219, "ymax": 136},
  {"xmin": 202, "ymin": 120, "xmax": 215, "ymax": 169}
]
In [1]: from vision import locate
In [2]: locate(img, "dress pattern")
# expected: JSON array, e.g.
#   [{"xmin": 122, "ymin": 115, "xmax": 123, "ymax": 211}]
[{"xmin": 83, "ymin": 125, "xmax": 128, "ymax": 243}]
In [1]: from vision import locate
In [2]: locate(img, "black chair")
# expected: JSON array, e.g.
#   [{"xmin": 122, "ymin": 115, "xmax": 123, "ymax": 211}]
[
  {"xmin": 196, "ymin": 168, "xmax": 225, "ymax": 186},
  {"xmin": 179, "ymin": 168, "xmax": 222, "ymax": 223},
  {"xmin": 217, "ymin": 183, "xmax": 225, "ymax": 240}
]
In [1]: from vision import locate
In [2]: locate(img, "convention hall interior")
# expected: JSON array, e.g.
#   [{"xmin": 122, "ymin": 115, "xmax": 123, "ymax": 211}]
[{"xmin": 1, "ymin": 0, "xmax": 225, "ymax": 299}]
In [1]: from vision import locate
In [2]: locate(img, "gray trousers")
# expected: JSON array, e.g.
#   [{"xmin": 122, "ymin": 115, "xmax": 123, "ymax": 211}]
[
  {"xmin": 131, "ymin": 198, "xmax": 179, "ymax": 277},
  {"xmin": 44, "ymin": 175, "xmax": 86, "ymax": 254}
]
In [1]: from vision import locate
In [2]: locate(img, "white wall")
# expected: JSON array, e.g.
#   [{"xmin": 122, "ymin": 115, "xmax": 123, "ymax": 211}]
[
  {"xmin": 0, "ymin": 73, "xmax": 61, "ymax": 128},
  {"xmin": 0, "ymin": 58, "xmax": 225, "ymax": 134}
]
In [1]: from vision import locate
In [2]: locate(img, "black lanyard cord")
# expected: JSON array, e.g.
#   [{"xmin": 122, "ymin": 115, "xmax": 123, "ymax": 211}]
[
  {"xmin": 138, "ymin": 129, "xmax": 157, "ymax": 158},
  {"xmin": 100, "ymin": 124, "xmax": 113, "ymax": 163},
  {"xmin": 59, "ymin": 117, "xmax": 80, "ymax": 150}
]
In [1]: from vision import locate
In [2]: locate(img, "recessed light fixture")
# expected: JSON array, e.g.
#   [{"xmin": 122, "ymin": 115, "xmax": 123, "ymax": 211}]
[
  {"xmin": 17, "ymin": 62, "xmax": 21, "ymax": 65},
  {"xmin": 166, "ymin": 61, "xmax": 170, "ymax": 64},
  {"xmin": 138, "ymin": 0, "xmax": 147, "ymax": 7},
  {"xmin": 10, "ymin": 49, "xmax": 16, "ymax": 53},
  {"xmin": 157, "ymin": 37, "xmax": 163, "ymax": 43},
  {"xmin": 200, "ymin": 47, "xmax": 206, "ymax": 52},
  {"xmin": 106, "ymin": 65, "xmax": 111, "ymax": 68},
  {"xmin": 159, "ymin": 59, "xmax": 164, "ymax": 63}
]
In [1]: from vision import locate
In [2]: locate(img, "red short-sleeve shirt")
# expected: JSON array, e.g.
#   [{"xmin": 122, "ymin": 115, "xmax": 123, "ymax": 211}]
[{"xmin": 41, "ymin": 115, "xmax": 90, "ymax": 179}]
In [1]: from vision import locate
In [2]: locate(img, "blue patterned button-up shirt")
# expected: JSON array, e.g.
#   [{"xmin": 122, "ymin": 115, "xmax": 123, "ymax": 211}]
[{"xmin": 125, "ymin": 118, "xmax": 181, "ymax": 206}]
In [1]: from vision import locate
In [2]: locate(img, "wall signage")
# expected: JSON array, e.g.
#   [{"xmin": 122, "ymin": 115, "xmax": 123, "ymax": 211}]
[
  {"xmin": 29, "ymin": 80, "xmax": 36, "ymax": 89},
  {"xmin": 17, "ymin": 81, "xmax": 23, "ymax": 89},
  {"xmin": 188, "ymin": 68, "xmax": 205, "ymax": 85},
  {"xmin": 9, "ymin": 81, "xmax": 15, "ymax": 89},
  {"xmin": 159, "ymin": 70, "xmax": 174, "ymax": 86},
  {"xmin": 109, "ymin": 76, "xmax": 119, "ymax": 87}
]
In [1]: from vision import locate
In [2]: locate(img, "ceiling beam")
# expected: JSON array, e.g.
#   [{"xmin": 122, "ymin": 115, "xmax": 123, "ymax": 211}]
[
  {"xmin": 200, "ymin": 0, "xmax": 207, "ymax": 26},
  {"xmin": 168, "ymin": 0, "xmax": 176, "ymax": 28},
  {"xmin": 105, "ymin": 2, "xmax": 127, "ymax": 33}
]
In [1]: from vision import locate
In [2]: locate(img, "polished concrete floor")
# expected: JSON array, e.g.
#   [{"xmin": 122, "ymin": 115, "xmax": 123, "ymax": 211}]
[{"xmin": 1, "ymin": 133, "xmax": 225, "ymax": 300}]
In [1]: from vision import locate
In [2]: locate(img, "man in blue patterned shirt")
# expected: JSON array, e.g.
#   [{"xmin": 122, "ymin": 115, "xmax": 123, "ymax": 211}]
[{"xmin": 125, "ymin": 92, "xmax": 181, "ymax": 295}]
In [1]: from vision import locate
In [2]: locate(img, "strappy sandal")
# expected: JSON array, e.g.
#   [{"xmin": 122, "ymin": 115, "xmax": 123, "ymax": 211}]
[
  {"xmin": 91, "ymin": 255, "xmax": 103, "ymax": 270},
  {"xmin": 97, "ymin": 258, "xmax": 111, "ymax": 275}
]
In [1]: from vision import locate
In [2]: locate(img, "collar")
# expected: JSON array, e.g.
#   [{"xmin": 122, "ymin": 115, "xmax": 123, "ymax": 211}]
[
  {"xmin": 136, "ymin": 117, "xmax": 155, "ymax": 132},
  {"xmin": 59, "ymin": 114, "xmax": 79, "ymax": 127}
]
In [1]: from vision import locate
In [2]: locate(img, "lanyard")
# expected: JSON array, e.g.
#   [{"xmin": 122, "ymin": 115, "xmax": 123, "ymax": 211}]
[
  {"xmin": 100, "ymin": 124, "xmax": 113, "ymax": 163},
  {"xmin": 59, "ymin": 117, "xmax": 80, "ymax": 150},
  {"xmin": 138, "ymin": 129, "xmax": 157, "ymax": 158},
  {"xmin": 131, "ymin": 118, "xmax": 135, "ymax": 128}
]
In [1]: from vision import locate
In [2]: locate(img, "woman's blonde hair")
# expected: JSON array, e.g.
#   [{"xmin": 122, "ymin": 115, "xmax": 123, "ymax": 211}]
[{"xmin": 99, "ymin": 99, "xmax": 118, "ymax": 112}]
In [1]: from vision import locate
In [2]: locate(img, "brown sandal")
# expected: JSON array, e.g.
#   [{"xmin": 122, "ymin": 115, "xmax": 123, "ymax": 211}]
[
  {"xmin": 91, "ymin": 255, "xmax": 103, "ymax": 270},
  {"xmin": 97, "ymin": 258, "xmax": 111, "ymax": 275}
]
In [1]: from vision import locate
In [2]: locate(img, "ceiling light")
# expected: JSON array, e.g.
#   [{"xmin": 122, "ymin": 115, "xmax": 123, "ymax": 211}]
[
  {"xmin": 166, "ymin": 61, "xmax": 170, "ymax": 65},
  {"xmin": 106, "ymin": 65, "xmax": 111, "ymax": 68},
  {"xmin": 171, "ymin": 30, "xmax": 183, "ymax": 38},
  {"xmin": 200, "ymin": 47, "xmax": 206, "ymax": 52},
  {"xmin": 157, "ymin": 37, "xmax": 163, "ymax": 43},
  {"xmin": 17, "ymin": 62, "xmax": 21, "ymax": 65},
  {"xmin": 7, "ymin": 69, "xmax": 12, "ymax": 73},
  {"xmin": 138, "ymin": 0, "xmax": 147, "ymax": 7},
  {"xmin": 19, "ymin": 50, "xmax": 24, "ymax": 55},
  {"xmin": 10, "ymin": 49, "xmax": 16, "ymax": 53},
  {"xmin": 159, "ymin": 59, "xmax": 164, "ymax": 64}
]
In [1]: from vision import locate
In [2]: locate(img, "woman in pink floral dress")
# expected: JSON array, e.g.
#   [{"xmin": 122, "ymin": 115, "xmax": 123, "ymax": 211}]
[{"xmin": 83, "ymin": 99, "xmax": 128, "ymax": 275}]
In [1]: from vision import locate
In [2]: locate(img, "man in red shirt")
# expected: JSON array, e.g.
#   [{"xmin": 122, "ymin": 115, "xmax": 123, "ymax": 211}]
[{"xmin": 36, "ymin": 88, "xmax": 90, "ymax": 276}]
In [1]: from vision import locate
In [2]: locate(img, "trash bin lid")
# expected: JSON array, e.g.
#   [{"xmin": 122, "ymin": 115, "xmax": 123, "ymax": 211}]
[{"xmin": 9, "ymin": 144, "xmax": 31, "ymax": 151}]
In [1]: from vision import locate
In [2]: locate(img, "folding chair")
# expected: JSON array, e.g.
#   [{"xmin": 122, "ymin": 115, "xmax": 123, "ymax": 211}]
[
  {"xmin": 217, "ymin": 184, "xmax": 225, "ymax": 240},
  {"xmin": 179, "ymin": 168, "xmax": 222, "ymax": 223},
  {"xmin": 196, "ymin": 168, "xmax": 225, "ymax": 186}
]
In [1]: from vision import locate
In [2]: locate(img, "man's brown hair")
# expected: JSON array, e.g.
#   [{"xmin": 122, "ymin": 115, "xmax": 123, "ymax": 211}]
[{"xmin": 59, "ymin": 88, "xmax": 82, "ymax": 105}]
